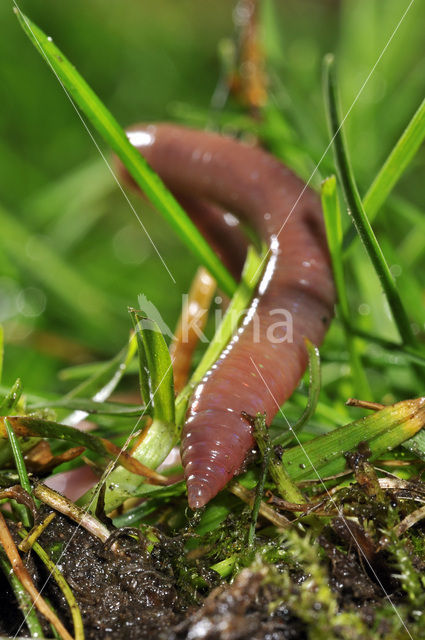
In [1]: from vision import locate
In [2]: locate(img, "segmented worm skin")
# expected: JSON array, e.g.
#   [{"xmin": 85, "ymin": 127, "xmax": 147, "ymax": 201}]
[
  {"xmin": 125, "ymin": 124, "xmax": 336, "ymax": 509},
  {"xmin": 175, "ymin": 196, "xmax": 248, "ymax": 280}
]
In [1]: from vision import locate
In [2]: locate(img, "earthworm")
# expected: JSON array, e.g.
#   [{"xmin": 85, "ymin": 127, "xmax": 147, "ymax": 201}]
[
  {"xmin": 122, "ymin": 124, "xmax": 335, "ymax": 509},
  {"xmin": 176, "ymin": 196, "xmax": 248, "ymax": 279}
]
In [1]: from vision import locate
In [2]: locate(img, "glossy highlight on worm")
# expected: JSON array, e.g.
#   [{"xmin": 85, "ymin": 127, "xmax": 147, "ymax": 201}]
[{"xmin": 122, "ymin": 124, "xmax": 336, "ymax": 509}]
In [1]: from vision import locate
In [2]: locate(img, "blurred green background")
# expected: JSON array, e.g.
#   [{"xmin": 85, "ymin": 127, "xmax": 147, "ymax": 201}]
[{"xmin": 0, "ymin": 0, "xmax": 424, "ymax": 396}]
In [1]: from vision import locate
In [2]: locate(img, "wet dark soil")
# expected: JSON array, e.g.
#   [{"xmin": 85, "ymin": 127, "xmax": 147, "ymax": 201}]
[{"xmin": 0, "ymin": 502, "xmax": 418, "ymax": 640}]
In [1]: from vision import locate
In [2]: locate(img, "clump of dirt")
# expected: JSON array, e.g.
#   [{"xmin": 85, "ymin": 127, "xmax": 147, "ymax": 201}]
[{"xmin": 35, "ymin": 509, "xmax": 186, "ymax": 640}]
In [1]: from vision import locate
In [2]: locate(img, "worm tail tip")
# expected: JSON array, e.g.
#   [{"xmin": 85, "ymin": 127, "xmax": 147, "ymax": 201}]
[{"xmin": 187, "ymin": 480, "xmax": 212, "ymax": 510}]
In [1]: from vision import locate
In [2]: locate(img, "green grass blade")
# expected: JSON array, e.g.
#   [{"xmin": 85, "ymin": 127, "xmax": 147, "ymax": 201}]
[
  {"xmin": 282, "ymin": 397, "xmax": 425, "ymax": 482},
  {"xmin": 130, "ymin": 309, "xmax": 176, "ymax": 426},
  {"xmin": 0, "ymin": 437, "xmax": 39, "ymax": 470},
  {"xmin": 4, "ymin": 418, "xmax": 33, "ymax": 526},
  {"xmin": 112, "ymin": 481, "xmax": 186, "ymax": 527},
  {"xmin": 254, "ymin": 413, "xmax": 304, "ymax": 505},
  {"xmin": 28, "ymin": 397, "xmax": 145, "ymax": 417},
  {"xmin": 1, "ymin": 415, "xmax": 163, "ymax": 482},
  {"xmin": 4, "ymin": 419, "xmax": 33, "ymax": 497},
  {"xmin": 100, "ymin": 311, "xmax": 178, "ymax": 513},
  {"xmin": 101, "ymin": 418, "xmax": 179, "ymax": 513},
  {"xmin": 15, "ymin": 9, "xmax": 237, "ymax": 298},
  {"xmin": 364, "ymin": 97, "xmax": 425, "ymax": 223},
  {"xmin": 273, "ymin": 339, "xmax": 322, "ymax": 448},
  {"xmin": 130, "ymin": 315, "xmax": 150, "ymax": 416},
  {"xmin": 321, "ymin": 176, "xmax": 347, "ymax": 317},
  {"xmin": 59, "ymin": 359, "xmax": 138, "ymax": 383},
  {"xmin": 0, "ymin": 415, "xmax": 116, "ymax": 456},
  {"xmin": 291, "ymin": 340, "xmax": 322, "ymax": 434},
  {"xmin": 323, "ymin": 55, "xmax": 417, "ymax": 349},
  {"xmin": 248, "ymin": 421, "xmax": 273, "ymax": 546},
  {"xmin": 321, "ymin": 176, "xmax": 371, "ymax": 398},
  {"xmin": 0, "ymin": 378, "xmax": 23, "ymax": 415},
  {"xmin": 343, "ymin": 96, "xmax": 425, "ymax": 251}
]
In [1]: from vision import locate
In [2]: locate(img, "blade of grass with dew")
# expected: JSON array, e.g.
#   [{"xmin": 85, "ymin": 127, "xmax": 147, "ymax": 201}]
[
  {"xmin": 0, "ymin": 548, "xmax": 44, "ymax": 638},
  {"xmin": 0, "ymin": 203, "xmax": 118, "ymax": 340},
  {"xmin": 287, "ymin": 391, "xmax": 349, "ymax": 427},
  {"xmin": 281, "ymin": 396, "xmax": 425, "ymax": 483},
  {"xmin": 6, "ymin": 393, "xmax": 144, "ymax": 426},
  {"xmin": 321, "ymin": 176, "xmax": 371, "ymax": 398},
  {"xmin": 321, "ymin": 177, "xmax": 346, "ymax": 318},
  {"xmin": 323, "ymin": 54, "xmax": 418, "ymax": 351},
  {"xmin": 15, "ymin": 9, "xmax": 236, "ymax": 298}
]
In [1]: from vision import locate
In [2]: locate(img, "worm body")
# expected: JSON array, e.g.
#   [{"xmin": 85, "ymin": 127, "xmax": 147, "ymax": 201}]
[{"xmin": 125, "ymin": 124, "xmax": 335, "ymax": 508}]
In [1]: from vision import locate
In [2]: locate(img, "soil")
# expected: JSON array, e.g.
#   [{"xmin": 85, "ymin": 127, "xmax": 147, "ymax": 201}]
[{"xmin": 0, "ymin": 498, "xmax": 414, "ymax": 640}]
